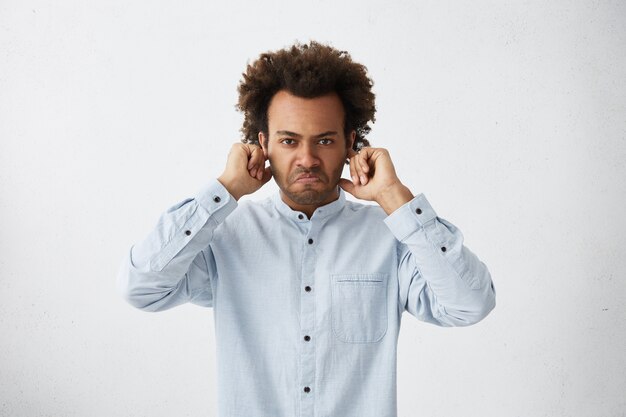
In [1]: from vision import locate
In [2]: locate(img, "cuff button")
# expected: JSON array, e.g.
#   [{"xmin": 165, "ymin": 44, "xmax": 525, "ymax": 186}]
[
  {"xmin": 441, "ymin": 246, "xmax": 447, "ymax": 252},
  {"xmin": 185, "ymin": 230, "xmax": 191, "ymax": 236},
  {"xmin": 213, "ymin": 196, "xmax": 221, "ymax": 203},
  {"xmin": 416, "ymin": 208, "xmax": 422, "ymax": 214}
]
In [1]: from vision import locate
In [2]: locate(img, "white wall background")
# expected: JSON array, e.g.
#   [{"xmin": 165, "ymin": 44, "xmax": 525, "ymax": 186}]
[{"xmin": 1, "ymin": 1, "xmax": 625, "ymax": 416}]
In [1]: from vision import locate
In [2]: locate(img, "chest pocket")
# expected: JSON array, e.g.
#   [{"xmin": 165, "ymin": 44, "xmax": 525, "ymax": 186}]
[{"xmin": 331, "ymin": 273, "xmax": 388, "ymax": 343}]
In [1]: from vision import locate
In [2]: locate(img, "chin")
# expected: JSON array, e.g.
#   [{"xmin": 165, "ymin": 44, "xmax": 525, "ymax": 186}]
[{"xmin": 286, "ymin": 186, "xmax": 338, "ymax": 206}]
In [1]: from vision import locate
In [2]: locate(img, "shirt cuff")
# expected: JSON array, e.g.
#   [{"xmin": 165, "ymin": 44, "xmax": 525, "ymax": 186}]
[
  {"xmin": 383, "ymin": 193, "xmax": 437, "ymax": 241},
  {"xmin": 195, "ymin": 179, "xmax": 238, "ymax": 224}
]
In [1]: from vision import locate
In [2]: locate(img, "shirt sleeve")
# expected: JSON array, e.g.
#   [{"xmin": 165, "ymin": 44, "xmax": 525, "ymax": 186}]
[
  {"xmin": 116, "ymin": 179, "xmax": 237, "ymax": 312},
  {"xmin": 384, "ymin": 193, "xmax": 496, "ymax": 326}
]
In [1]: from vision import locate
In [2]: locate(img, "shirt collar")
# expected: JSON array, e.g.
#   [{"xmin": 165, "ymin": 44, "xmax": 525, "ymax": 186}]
[{"xmin": 272, "ymin": 187, "xmax": 346, "ymax": 222}]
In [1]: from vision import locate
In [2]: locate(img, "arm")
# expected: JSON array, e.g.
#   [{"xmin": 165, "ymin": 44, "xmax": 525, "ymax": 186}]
[
  {"xmin": 384, "ymin": 194, "xmax": 495, "ymax": 326},
  {"xmin": 339, "ymin": 147, "xmax": 496, "ymax": 326},
  {"xmin": 116, "ymin": 180, "xmax": 237, "ymax": 311},
  {"xmin": 117, "ymin": 143, "xmax": 271, "ymax": 312}
]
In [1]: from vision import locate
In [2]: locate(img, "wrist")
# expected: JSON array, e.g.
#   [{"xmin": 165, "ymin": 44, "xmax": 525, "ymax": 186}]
[
  {"xmin": 217, "ymin": 175, "xmax": 243, "ymax": 201},
  {"xmin": 376, "ymin": 182, "xmax": 414, "ymax": 215}
]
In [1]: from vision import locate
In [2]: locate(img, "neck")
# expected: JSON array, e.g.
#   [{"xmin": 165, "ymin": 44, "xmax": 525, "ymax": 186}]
[{"xmin": 279, "ymin": 187, "xmax": 340, "ymax": 219}]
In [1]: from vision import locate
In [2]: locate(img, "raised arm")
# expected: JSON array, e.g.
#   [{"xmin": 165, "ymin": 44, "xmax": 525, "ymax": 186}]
[
  {"xmin": 117, "ymin": 143, "xmax": 271, "ymax": 312},
  {"xmin": 340, "ymin": 147, "xmax": 496, "ymax": 326}
]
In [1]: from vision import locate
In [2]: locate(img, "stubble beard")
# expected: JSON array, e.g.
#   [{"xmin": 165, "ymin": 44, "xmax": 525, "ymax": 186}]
[{"xmin": 271, "ymin": 159, "xmax": 345, "ymax": 206}]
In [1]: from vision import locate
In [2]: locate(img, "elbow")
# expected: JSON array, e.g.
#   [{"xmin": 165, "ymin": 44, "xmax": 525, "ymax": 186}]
[
  {"xmin": 456, "ymin": 267, "xmax": 497, "ymax": 326},
  {"xmin": 476, "ymin": 280, "xmax": 497, "ymax": 322},
  {"xmin": 438, "ymin": 281, "xmax": 497, "ymax": 327},
  {"xmin": 116, "ymin": 258, "xmax": 162, "ymax": 312},
  {"xmin": 118, "ymin": 284, "xmax": 153, "ymax": 311},
  {"xmin": 466, "ymin": 281, "xmax": 497, "ymax": 326},
  {"xmin": 461, "ymin": 290, "xmax": 496, "ymax": 326},
  {"xmin": 117, "ymin": 267, "xmax": 146, "ymax": 310},
  {"xmin": 116, "ymin": 257, "xmax": 182, "ymax": 312},
  {"xmin": 117, "ymin": 277, "xmax": 170, "ymax": 312}
]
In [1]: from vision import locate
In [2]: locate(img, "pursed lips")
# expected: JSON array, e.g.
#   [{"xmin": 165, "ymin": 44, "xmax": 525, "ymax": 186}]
[
  {"xmin": 295, "ymin": 175, "xmax": 320, "ymax": 183},
  {"xmin": 293, "ymin": 173, "xmax": 323, "ymax": 184}
]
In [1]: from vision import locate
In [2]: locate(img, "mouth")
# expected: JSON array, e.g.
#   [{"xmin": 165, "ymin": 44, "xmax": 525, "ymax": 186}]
[{"xmin": 294, "ymin": 174, "xmax": 322, "ymax": 184}]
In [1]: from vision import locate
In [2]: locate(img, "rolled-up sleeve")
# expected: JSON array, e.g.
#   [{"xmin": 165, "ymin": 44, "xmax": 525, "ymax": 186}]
[
  {"xmin": 384, "ymin": 193, "xmax": 496, "ymax": 326},
  {"xmin": 116, "ymin": 179, "xmax": 237, "ymax": 312}
]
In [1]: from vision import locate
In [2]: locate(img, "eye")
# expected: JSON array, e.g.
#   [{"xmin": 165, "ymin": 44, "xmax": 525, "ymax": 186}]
[
  {"xmin": 280, "ymin": 138, "xmax": 295, "ymax": 145},
  {"xmin": 318, "ymin": 138, "xmax": 334, "ymax": 145}
]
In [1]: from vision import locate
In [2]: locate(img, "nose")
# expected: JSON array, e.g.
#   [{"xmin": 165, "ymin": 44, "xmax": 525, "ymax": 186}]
[{"xmin": 296, "ymin": 142, "xmax": 320, "ymax": 168}]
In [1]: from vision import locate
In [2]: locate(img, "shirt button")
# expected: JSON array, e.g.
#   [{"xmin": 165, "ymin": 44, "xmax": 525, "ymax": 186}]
[
  {"xmin": 441, "ymin": 246, "xmax": 447, "ymax": 252},
  {"xmin": 305, "ymin": 286, "xmax": 312, "ymax": 292},
  {"xmin": 298, "ymin": 214, "xmax": 304, "ymax": 220},
  {"xmin": 303, "ymin": 386, "xmax": 311, "ymax": 393},
  {"xmin": 304, "ymin": 335, "xmax": 311, "ymax": 341},
  {"xmin": 416, "ymin": 208, "xmax": 422, "ymax": 214},
  {"xmin": 185, "ymin": 230, "xmax": 191, "ymax": 236},
  {"xmin": 213, "ymin": 196, "xmax": 221, "ymax": 203},
  {"xmin": 308, "ymin": 238, "xmax": 314, "ymax": 244}
]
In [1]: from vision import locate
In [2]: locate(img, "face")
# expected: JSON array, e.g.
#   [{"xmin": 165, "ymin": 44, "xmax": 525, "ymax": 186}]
[{"xmin": 259, "ymin": 90, "xmax": 355, "ymax": 216}]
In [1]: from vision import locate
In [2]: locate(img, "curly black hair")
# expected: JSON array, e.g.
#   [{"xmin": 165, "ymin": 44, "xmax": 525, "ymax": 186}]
[{"xmin": 236, "ymin": 40, "xmax": 376, "ymax": 151}]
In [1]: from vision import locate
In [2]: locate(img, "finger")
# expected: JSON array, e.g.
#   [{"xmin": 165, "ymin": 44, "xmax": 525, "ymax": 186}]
[
  {"xmin": 358, "ymin": 148, "xmax": 372, "ymax": 174},
  {"xmin": 353, "ymin": 154, "xmax": 367, "ymax": 185},
  {"xmin": 246, "ymin": 145, "xmax": 261, "ymax": 168},
  {"xmin": 338, "ymin": 178, "xmax": 356, "ymax": 196},
  {"xmin": 257, "ymin": 161, "xmax": 267, "ymax": 180},
  {"xmin": 349, "ymin": 155, "xmax": 359, "ymax": 185},
  {"xmin": 248, "ymin": 146, "xmax": 264, "ymax": 178},
  {"xmin": 260, "ymin": 166, "xmax": 273, "ymax": 184},
  {"xmin": 252, "ymin": 156, "xmax": 264, "ymax": 181}
]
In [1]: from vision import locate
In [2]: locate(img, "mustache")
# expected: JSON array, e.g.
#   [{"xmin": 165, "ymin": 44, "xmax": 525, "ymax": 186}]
[{"xmin": 288, "ymin": 168, "xmax": 328, "ymax": 183}]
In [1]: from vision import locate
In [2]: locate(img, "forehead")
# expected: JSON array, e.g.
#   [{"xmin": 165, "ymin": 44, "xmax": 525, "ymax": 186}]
[{"xmin": 267, "ymin": 90, "xmax": 345, "ymax": 135}]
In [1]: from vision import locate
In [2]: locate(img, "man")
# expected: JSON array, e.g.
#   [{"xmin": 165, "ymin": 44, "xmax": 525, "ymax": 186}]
[{"xmin": 117, "ymin": 40, "xmax": 496, "ymax": 417}]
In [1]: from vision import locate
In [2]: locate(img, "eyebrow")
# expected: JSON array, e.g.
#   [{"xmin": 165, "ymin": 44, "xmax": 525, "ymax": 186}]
[{"xmin": 275, "ymin": 130, "xmax": 338, "ymax": 138}]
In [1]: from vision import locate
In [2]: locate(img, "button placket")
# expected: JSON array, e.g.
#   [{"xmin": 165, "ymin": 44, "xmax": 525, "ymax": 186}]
[{"xmin": 299, "ymin": 226, "xmax": 317, "ymax": 417}]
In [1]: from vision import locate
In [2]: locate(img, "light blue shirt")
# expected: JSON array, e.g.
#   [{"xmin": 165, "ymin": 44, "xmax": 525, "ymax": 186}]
[{"xmin": 117, "ymin": 179, "xmax": 496, "ymax": 417}]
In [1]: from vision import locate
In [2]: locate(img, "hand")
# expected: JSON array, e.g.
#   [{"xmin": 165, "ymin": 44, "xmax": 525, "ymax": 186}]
[
  {"xmin": 218, "ymin": 143, "xmax": 272, "ymax": 200},
  {"xmin": 339, "ymin": 147, "xmax": 414, "ymax": 215}
]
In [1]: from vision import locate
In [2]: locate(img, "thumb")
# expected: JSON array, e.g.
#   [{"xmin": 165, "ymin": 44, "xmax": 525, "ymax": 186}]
[
  {"xmin": 338, "ymin": 178, "xmax": 356, "ymax": 196},
  {"xmin": 260, "ymin": 166, "xmax": 273, "ymax": 185}
]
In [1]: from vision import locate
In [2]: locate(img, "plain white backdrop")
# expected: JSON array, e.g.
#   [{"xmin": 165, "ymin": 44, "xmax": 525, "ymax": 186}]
[{"xmin": 1, "ymin": 1, "xmax": 625, "ymax": 416}]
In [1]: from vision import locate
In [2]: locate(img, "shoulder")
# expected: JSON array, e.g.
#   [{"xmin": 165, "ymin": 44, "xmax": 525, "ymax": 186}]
[
  {"xmin": 221, "ymin": 195, "xmax": 276, "ymax": 226},
  {"xmin": 332, "ymin": 198, "xmax": 398, "ymax": 247},
  {"xmin": 331, "ymin": 198, "xmax": 390, "ymax": 234},
  {"xmin": 343, "ymin": 198, "xmax": 387, "ymax": 219}
]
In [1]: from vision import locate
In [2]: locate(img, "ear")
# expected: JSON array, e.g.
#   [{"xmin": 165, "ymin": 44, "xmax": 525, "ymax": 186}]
[
  {"xmin": 347, "ymin": 130, "xmax": 356, "ymax": 152},
  {"xmin": 258, "ymin": 131, "xmax": 268, "ymax": 158}
]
